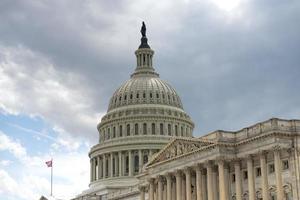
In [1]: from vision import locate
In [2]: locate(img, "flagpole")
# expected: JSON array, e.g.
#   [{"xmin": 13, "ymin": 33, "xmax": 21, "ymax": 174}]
[{"xmin": 51, "ymin": 159, "xmax": 53, "ymax": 196}]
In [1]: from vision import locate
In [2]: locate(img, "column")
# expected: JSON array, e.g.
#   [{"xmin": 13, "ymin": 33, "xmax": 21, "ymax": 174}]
[
  {"xmin": 149, "ymin": 179, "xmax": 155, "ymax": 200},
  {"xmin": 206, "ymin": 162, "xmax": 214, "ymax": 200},
  {"xmin": 158, "ymin": 176, "xmax": 163, "ymax": 200},
  {"xmin": 212, "ymin": 167, "xmax": 218, "ymax": 200},
  {"xmin": 184, "ymin": 168, "xmax": 192, "ymax": 200},
  {"xmin": 166, "ymin": 174, "xmax": 172, "ymax": 200},
  {"xmin": 259, "ymin": 153, "xmax": 269, "ymax": 200},
  {"xmin": 119, "ymin": 151, "xmax": 122, "ymax": 176},
  {"xmin": 97, "ymin": 156, "xmax": 101, "ymax": 180},
  {"xmin": 218, "ymin": 160, "xmax": 227, "ymax": 200},
  {"xmin": 103, "ymin": 154, "xmax": 107, "ymax": 178},
  {"xmin": 129, "ymin": 150, "xmax": 133, "ymax": 176},
  {"xmin": 110, "ymin": 153, "xmax": 113, "ymax": 177},
  {"xmin": 90, "ymin": 159, "xmax": 93, "ymax": 182},
  {"xmin": 195, "ymin": 166, "xmax": 203, "ymax": 200},
  {"xmin": 234, "ymin": 161, "xmax": 242, "ymax": 200},
  {"xmin": 274, "ymin": 149, "xmax": 284, "ymax": 200},
  {"xmin": 139, "ymin": 150, "xmax": 143, "ymax": 172},
  {"xmin": 91, "ymin": 158, "xmax": 95, "ymax": 181},
  {"xmin": 175, "ymin": 171, "xmax": 182, "ymax": 200},
  {"xmin": 115, "ymin": 154, "xmax": 118, "ymax": 176},
  {"xmin": 140, "ymin": 186, "xmax": 145, "ymax": 200},
  {"xmin": 182, "ymin": 177, "xmax": 186, "ymax": 200},
  {"xmin": 247, "ymin": 156, "xmax": 255, "ymax": 200},
  {"xmin": 201, "ymin": 171, "xmax": 207, "ymax": 200}
]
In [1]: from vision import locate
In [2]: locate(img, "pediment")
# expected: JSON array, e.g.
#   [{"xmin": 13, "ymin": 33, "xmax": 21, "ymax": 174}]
[{"xmin": 147, "ymin": 138, "xmax": 214, "ymax": 167}]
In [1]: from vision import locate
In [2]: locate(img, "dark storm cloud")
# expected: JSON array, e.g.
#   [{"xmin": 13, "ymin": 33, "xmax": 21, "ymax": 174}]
[{"xmin": 0, "ymin": 0, "xmax": 299, "ymax": 140}]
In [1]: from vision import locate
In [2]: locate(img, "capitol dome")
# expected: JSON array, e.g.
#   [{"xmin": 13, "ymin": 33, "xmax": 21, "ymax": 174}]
[{"xmin": 88, "ymin": 22, "xmax": 194, "ymax": 194}]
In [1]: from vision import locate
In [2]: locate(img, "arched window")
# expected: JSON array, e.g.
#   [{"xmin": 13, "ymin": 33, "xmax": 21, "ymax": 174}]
[
  {"xmin": 143, "ymin": 123, "xmax": 147, "ymax": 135},
  {"xmin": 127, "ymin": 124, "xmax": 130, "ymax": 136},
  {"xmin": 119, "ymin": 125, "xmax": 123, "ymax": 137},
  {"xmin": 150, "ymin": 93, "xmax": 152, "ymax": 98},
  {"xmin": 160, "ymin": 123, "xmax": 163, "ymax": 135},
  {"xmin": 135, "ymin": 123, "xmax": 139, "ymax": 135},
  {"xmin": 181, "ymin": 126, "xmax": 184, "ymax": 136},
  {"xmin": 130, "ymin": 94, "xmax": 133, "ymax": 99},
  {"xmin": 108, "ymin": 128, "xmax": 111, "ymax": 139},
  {"xmin": 186, "ymin": 127, "xmax": 189, "ymax": 136},
  {"xmin": 124, "ymin": 95, "xmax": 127, "ymax": 100},
  {"xmin": 168, "ymin": 124, "xmax": 171, "ymax": 135},
  {"xmin": 156, "ymin": 93, "xmax": 159, "ymax": 98},
  {"xmin": 175, "ymin": 125, "xmax": 178, "ymax": 136},
  {"xmin": 152, "ymin": 123, "xmax": 155, "ymax": 135},
  {"xmin": 136, "ymin": 93, "xmax": 139, "ymax": 98},
  {"xmin": 134, "ymin": 155, "xmax": 139, "ymax": 173},
  {"xmin": 143, "ymin": 93, "xmax": 146, "ymax": 98},
  {"xmin": 125, "ymin": 156, "xmax": 129, "ymax": 175},
  {"xmin": 143, "ymin": 155, "xmax": 148, "ymax": 164},
  {"xmin": 113, "ymin": 127, "xmax": 116, "ymax": 138},
  {"xmin": 103, "ymin": 130, "xmax": 106, "ymax": 141}
]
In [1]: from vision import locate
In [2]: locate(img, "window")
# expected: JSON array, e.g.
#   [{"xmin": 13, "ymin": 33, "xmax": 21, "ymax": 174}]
[
  {"xmin": 119, "ymin": 96, "xmax": 121, "ymax": 101},
  {"xmin": 283, "ymin": 160, "xmax": 289, "ymax": 170},
  {"xmin": 156, "ymin": 93, "xmax": 159, "ymax": 98},
  {"xmin": 243, "ymin": 171, "xmax": 248, "ymax": 180},
  {"xmin": 125, "ymin": 156, "xmax": 129, "ymax": 174},
  {"xmin": 143, "ymin": 123, "xmax": 147, "ymax": 135},
  {"xmin": 113, "ymin": 127, "xmax": 116, "ymax": 138},
  {"xmin": 119, "ymin": 125, "xmax": 123, "ymax": 137},
  {"xmin": 152, "ymin": 123, "xmax": 155, "ymax": 135},
  {"xmin": 143, "ymin": 155, "xmax": 148, "ymax": 164},
  {"xmin": 175, "ymin": 125, "xmax": 178, "ymax": 136},
  {"xmin": 113, "ymin": 157, "xmax": 115, "ymax": 176},
  {"xmin": 168, "ymin": 124, "xmax": 171, "ymax": 136},
  {"xmin": 134, "ymin": 155, "xmax": 139, "ymax": 173},
  {"xmin": 124, "ymin": 95, "xmax": 127, "ymax": 100},
  {"xmin": 135, "ymin": 123, "xmax": 139, "ymax": 135},
  {"xmin": 160, "ymin": 123, "xmax": 164, "ymax": 135},
  {"xmin": 127, "ymin": 124, "xmax": 130, "ymax": 136},
  {"xmin": 150, "ymin": 93, "xmax": 152, "ymax": 98},
  {"xmin": 103, "ymin": 130, "xmax": 106, "ymax": 141},
  {"xmin": 130, "ymin": 94, "xmax": 133, "ymax": 99},
  {"xmin": 136, "ymin": 93, "xmax": 139, "ymax": 98},
  {"xmin": 143, "ymin": 93, "xmax": 146, "ymax": 98},
  {"xmin": 181, "ymin": 126, "xmax": 184, "ymax": 136},
  {"xmin": 256, "ymin": 167, "xmax": 261, "ymax": 177},
  {"xmin": 232, "ymin": 174, "xmax": 236, "ymax": 182},
  {"xmin": 269, "ymin": 164, "xmax": 275, "ymax": 174},
  {"xmin": 107, "ymin": 128, "xmax": 110, "ymax": 139}
]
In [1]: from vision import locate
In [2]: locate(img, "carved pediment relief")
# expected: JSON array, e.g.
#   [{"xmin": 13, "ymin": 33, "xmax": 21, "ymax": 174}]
[{"xmin": 147, "ymin": 138, "xmax": 213, "ymax": 167}]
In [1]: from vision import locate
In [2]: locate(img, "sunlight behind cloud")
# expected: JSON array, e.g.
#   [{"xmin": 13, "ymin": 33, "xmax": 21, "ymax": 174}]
[{"xmin": 211, "ymin": 0, "xmax": 241, "ymax": 11}]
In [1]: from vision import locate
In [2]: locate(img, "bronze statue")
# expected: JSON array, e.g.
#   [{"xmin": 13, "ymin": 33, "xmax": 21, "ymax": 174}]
[{"xmin": 141, "ymin": 21, "xmax": 146, "ymax": 37}]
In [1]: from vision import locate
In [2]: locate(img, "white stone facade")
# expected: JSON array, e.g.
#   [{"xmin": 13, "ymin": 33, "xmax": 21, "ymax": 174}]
[
  {"xmin": 138, "ymin": 118, "xmax": 300, "ymax": 200},
  {"xmin": 72, "ymin": 25, "xmax": 300, "ymax": 200}
]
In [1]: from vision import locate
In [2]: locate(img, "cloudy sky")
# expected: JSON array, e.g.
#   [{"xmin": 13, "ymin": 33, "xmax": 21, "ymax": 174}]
[{"xmin": 0, "ymin": 0, "xmax": 299, "ymax": 199}]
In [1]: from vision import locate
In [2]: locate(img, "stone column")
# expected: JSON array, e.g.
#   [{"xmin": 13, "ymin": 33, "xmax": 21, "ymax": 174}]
[
  {"xmin": 218, "ymin": 160, "xmax": 227, "ymax": 200},
  {"xmin": 247, "ymin": 156, "xmax": 255, "ymax": 200},
  {"xmin": 212, "ymin": 167, "xmax": 218, "ymax": 200},
  {"xmin": 166, "ymin": 173, "xmax": 172, "ymax": 200},
  {"xmin": 90, "ymin": 159, "xmax": 93, "ymax": 182},
  {"xmin": 97, "ymin": 156, "xmax": 101, "ymax": 180},
  {"xmin": 206, "ymin": 162, "xmax": 214, "ymax": 200},
  {"xmin": 259, "ymin": 152, "xmax": 269, "ymax": 200},
  {"xmin": 149, "ymin": 179, "xmax": 155, "ymax": 200},
  {"xmin": 139, "ymin": 150, "xmax": 143, "ymax": 172},
  {"xmin": 158, "ymin": 176, "xmax": 163, "ymax": 200},
  {"xmin": 103, "ymin": 154, "xmax": 106, "ymax": 178},
  {"xmin": 110, "ymin": 153, "xmax": 113, "ymax": 177},
  {"xmin": 182, "ymin": 177, "xmax": 186, "ymax": 200},
  {"xmin": 129, "ymin": 150, "xmax": 133, "ymax": 176},
  {"xmin": 119, "ymin": 151, "xmax": 122, "ymax": 177},
  {"xmin": 184, "ymin": 168, "xmax": 192, "ymax": 200},
  {"xmin": 234, "ymin": 161, "xmax": 242, "ymax": 200},
  {"xmin": 195, "ymin": 166, "xmax": 203, "ymax": 200},
  {"xmin": 274, "ymin": 149, "xmax": 284, "ymax": 200},
  {"xmin": 92, "ymin": 158, "xmax": 95, "ymax": 181},
  {"xmin": 140, "ymin": 186, "xmax": 145, "ymax": 200},
  {"xmin": 201, "ymin": 171, "xmax": 207, "ymax": 200},
  {"xmin": 175, "ymin": 170, "xmax": 182, "ymax": 200},
  {"xmin": 115, "ymin": 154, "xmax": 118, "ymax": 176}
]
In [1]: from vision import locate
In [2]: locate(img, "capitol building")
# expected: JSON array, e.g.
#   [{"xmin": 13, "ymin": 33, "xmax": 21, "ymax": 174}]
[{"xmin": 73, "ymin": 23, "xmax": 300, "ymax": 200}]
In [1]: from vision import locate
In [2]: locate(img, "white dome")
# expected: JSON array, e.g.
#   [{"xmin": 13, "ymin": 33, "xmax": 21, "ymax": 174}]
[{"xmin": 108, "ymin": 75, "xmax": 183, "ymax": 111}]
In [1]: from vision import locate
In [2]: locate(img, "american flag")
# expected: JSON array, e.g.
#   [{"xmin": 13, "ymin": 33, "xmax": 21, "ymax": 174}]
[{"xmin": 45, "ymin": 160, "xmax": 52, "ymax": 167}]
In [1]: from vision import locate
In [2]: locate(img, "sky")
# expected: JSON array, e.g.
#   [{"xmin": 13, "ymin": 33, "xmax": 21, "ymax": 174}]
[{"xmin": 0, "ymin": 0, "xmax": 299, "ymax": 199}]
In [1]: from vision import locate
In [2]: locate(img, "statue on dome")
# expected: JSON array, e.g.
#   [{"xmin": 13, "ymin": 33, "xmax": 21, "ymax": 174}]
[{"xmin": 141, "ymin": 21, "xmax": 146, "ymax": 37}]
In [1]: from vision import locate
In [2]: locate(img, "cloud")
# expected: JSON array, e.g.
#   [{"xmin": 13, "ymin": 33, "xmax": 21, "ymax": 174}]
[{"xmin": 0, "ymin": 132, "xmax": 89, "ymax": 200}]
